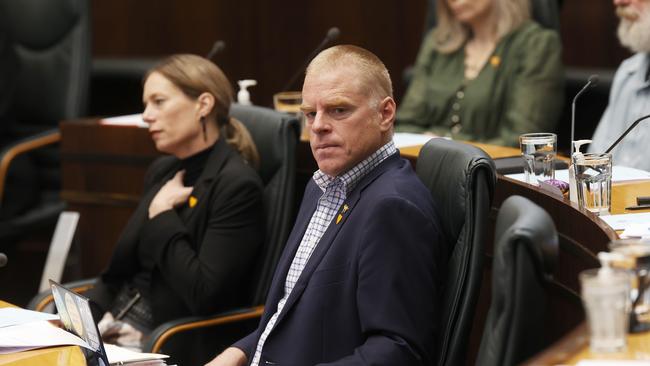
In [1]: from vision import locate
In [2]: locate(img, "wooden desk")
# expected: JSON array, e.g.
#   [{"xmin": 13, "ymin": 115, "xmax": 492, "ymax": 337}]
[{"xmin": 0, "ymin": 301, "xmax": 86, "ymax": 366}]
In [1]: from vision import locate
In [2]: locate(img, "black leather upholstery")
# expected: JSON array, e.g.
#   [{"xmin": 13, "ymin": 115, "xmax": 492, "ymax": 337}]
[
  {"xmin": 0, "ymin": 0, "xmax": 90, "ymax": 236},
  {"xmin": 416, "ymin": 138, "xmax": 496, "ymax": 366},
  {"xmin": 475, "ymin": 195, "xmax": 559, "ymax": 366},
  {"xmin": 229, "ymin": 104, "xmax": 300, "ymax": 305}
]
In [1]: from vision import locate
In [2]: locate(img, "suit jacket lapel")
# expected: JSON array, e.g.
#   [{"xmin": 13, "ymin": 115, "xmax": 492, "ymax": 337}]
[{"xmin": 271, "ymin": 153, "xmax": 401, "ymax": 326}]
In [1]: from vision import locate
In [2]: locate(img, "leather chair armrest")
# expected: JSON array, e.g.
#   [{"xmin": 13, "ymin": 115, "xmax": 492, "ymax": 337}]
[
  {"xmin": 27, "ymin": 277, "xmax": 98, "ymax": 312},
  {"xmin": 143, "ymin": 305, "xmax": 264, "ymax": 354},
  {"xmin": 0, "ymin": 129, "xmax": 61, "ymax": 202}
]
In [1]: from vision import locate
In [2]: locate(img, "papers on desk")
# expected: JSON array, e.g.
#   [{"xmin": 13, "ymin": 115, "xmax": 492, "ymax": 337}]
[
  {"xmin": 600, "ymin": 212, "xmax": 650, "ymax": 238},
  {"xmin": 100, "ymin": 113, "xmax": 147, "ymax": 128},
  {"xmin": 104, "ymin": 344, "xmax": 169, "ymax": 365},
  {"xmin": 505, "ymin": 166, "xmax": 650, "ymax": 184},
  {"xmin": 0, "ymin": 321, "xmax": 92, "ymax": 354},
  {"xmin": 577, "ymin": 360, "xmax": 650, "ymax": 365},
  {"xmin": 0, "ymin": 308, "xmax": 58, "ymax": 328},
  {"xmin": 393, "ymin": 132, "xmax": 438, "ymax": 148}
]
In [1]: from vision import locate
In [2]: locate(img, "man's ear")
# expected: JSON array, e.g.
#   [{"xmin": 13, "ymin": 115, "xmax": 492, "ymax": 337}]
[
  {"xmin": 378, "ymin": 96, "xmax": 396, "ymax": 132},
  {"xmin": 197, "ymin": 92, "xmax": 215, "ymax": 116}
]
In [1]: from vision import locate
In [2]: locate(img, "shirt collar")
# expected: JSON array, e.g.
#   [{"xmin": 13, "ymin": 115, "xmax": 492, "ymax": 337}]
[{"xmin": 312, "ymin": 140, "xmax": 397, "ymax": 194}]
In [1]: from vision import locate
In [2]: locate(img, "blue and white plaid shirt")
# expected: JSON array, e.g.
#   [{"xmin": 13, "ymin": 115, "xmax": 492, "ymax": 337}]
[{"xmin": 250, "ymin": 141, "xmax": 397, "ymax": 366}]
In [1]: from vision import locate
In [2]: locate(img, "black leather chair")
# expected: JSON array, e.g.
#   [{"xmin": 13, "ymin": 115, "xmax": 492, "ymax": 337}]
[
  {"xmin": 0, "ymin": 0, "xmax": 91, "ymax": 238},
  {"xmin": 416, "ymin": 138, "xmax": 496, "ymax": 366},
  {"xmin": 29, "ymin": 104, "xmax": 300, "ymax": 365},
  {"xmin": 475, "ymin": 195, "xmax": 559, "ymax": 366}
]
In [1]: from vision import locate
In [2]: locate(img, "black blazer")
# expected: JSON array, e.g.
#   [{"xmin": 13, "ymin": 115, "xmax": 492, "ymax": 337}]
[
  {"xmin": 88, "ymin": 138, "xmax": 264, "ymax": 325},
  {"xmin": 234, "ymin": 153, "xmax": 445, "ymax": 365}
]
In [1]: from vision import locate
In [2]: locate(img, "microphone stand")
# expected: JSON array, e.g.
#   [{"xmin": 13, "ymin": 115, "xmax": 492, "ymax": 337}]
[{"xmin": 605, "ymin": 114, "xmax": 650, "ymax": 153}]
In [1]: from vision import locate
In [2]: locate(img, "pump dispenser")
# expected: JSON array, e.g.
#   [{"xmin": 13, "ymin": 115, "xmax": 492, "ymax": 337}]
[
  {"xmin": 569, "ymin": 139, "xmax": 592, "ymax": 203},
  {"xmin": 597, "ymin": 251, "xmax": 625, "ymax": 279},
  {"xmin": 237, "ymin": 79, "xmax": 257, "ymax": 105}
]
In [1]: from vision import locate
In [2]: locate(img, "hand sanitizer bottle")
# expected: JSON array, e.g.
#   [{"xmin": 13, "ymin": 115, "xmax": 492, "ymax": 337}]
[
  {"xmin": 237, "ymin": 79, "xmax": 257, "ymax": 106},
  {"xmin": 569, "ymin": 139, "xmax": 592, "ymax": 204}
]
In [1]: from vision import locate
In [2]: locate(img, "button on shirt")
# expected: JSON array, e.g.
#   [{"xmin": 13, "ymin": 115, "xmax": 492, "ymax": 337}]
[
  {"xmin": 589, "ymin": 53, "xmax": 650, "ymax": 170},
  {"xmin": 249, "ymin": 141, "xmax": 397, "ymax": 366}
]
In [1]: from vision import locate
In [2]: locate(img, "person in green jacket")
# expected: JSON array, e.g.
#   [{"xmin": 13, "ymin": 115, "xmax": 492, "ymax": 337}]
[{"xmin": 396, "ymin": 0, "xmax": 564, "ymax": 147}]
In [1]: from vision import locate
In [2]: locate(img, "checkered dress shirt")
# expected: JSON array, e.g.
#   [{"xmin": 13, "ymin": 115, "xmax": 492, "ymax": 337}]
[{"xmin": 250, "ymin": 141, "xmax": 397, "ymax": 366}]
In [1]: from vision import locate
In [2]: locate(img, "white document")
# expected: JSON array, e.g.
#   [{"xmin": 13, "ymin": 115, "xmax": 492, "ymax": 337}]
[
  {"xmin": 0, "ymin": 308, "xmax": 59, "ymax": 328},
  {"xmin": 100, "ymin": 113, "xmax": 148, "ymax": 128},
  {"xmin": 0, "ymin": 321, "xmax": 91, "ymax": 354},
  {"xmin": 393, "ymin": 133, "xmax": 437, "ymax": 149},
  {"xmin": 599, "ymin": 212, "xmax": 650, "ymax": 231},
  {"xmin": 577, "ymin": 360, "xmax": 650, "ymax": 365},
  {"xmin": 505, "ymin": 166, "xmax": 650, "ymax": 184},
  {"xmin": 104, "ymin": 343, "xmax": 169, "ymax": 365}
]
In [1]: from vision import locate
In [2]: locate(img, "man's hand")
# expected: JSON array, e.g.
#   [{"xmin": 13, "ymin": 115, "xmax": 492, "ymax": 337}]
[
  {"xmin": 148, "ymin": 170, "xmax": 193, "ymax": 218},
  {"xmin": 204, "ymin": 347, "xmax": 248, "ymax": 366}
]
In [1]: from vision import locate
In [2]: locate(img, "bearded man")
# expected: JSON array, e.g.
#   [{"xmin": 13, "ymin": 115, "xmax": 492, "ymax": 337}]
[{"xmin": 588, "ymin": 0, "xmax": 650, "ymax": 170}]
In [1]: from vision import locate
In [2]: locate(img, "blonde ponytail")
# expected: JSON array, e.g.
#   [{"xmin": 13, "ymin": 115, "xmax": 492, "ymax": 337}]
[{"xmin": 223, "ymin": 117, "xmax": 260, "ymax": 169}]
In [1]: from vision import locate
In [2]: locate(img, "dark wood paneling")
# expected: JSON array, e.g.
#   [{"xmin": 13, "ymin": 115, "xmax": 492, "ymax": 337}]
[
  {"xmin": 92, "ymin": 0, "xmax": 630, "ymax": 111},
  {"xmin": 92, "ymin": 0, "xmax": 427, "ymax": 107}
]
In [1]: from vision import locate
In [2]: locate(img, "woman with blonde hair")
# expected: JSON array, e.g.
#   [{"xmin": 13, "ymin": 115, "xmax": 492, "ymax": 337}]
[
  {"xmin": 85, "ymin": 54, "xmax": 264, "ymax": 351},
  {"xmin": 396, "ymin": 0, "xmax": 564, "ymax": 147}
]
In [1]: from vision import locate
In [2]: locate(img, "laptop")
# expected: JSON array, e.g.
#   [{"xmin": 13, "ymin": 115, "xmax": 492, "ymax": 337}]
[{"xmin": 49, "ymin": 280, "xmax": 168, "ymax": 366}]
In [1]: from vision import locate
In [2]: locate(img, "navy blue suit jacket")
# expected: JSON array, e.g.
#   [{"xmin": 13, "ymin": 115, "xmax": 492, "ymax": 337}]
[{"xmin": 234, "ymin": 152, "xmax": 445, "ymax": 365}]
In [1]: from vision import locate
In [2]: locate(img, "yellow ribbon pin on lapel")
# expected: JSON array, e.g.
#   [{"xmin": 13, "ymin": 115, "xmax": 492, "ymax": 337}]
[
  {"xmin": 336, "ymin": 204, "xmax": 350, "ymax": 225},
  {"xmin": 189, "ymin": 196, "xmax": 198, "ymax": 208}
]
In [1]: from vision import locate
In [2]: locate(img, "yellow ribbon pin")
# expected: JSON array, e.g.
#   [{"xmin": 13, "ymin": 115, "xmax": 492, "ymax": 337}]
[
  {"xmin": 490, "ymin": 55, "xmax": 501, "ymax": 68},
  {"xmin": 336, "ymin": 204, "xmax": 350, "ymax": 225},
  {"xmin": 189, "ymin": 196, "xmax": 198, "ymax": 208}
]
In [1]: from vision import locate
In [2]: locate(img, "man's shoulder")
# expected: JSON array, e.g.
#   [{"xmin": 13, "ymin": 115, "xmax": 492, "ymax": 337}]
[{"xmin": 616, "ymin": 53, "xmax": 648, "ymax": 76}]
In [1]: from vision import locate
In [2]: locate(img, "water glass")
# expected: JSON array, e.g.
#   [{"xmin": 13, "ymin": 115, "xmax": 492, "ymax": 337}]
[
  {"xmin": 609, "ymin": 239, "xmax": 650, "ymax": 333},
  {"xmin": 273, "ymin": 91, "xmax": 305, "ymax": 138},
  {"xmin": 573, "ymin": 152, "xmax": 612, "ymax": 215},
  {"xmin": 580, "ymin": 268, "xmax": 631, "ymax": 353},
  {"xmin": 519, "ymin": 133, "xmax": 557, "ymax": 186}
]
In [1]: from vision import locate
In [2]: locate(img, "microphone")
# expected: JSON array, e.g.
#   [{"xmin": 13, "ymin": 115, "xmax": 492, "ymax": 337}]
[
  {"xmin": 282, "ymin": 27, "xmax": 341, "ymax": 91},
  {"xmin": 0, "ymin": 253, "xmax": 7, "ymax": 268},
  {"xmin": 605, "ymin": 113, "xmax": 650, "ymax": 153},
  {"xmin": 571, "ymin": 75, "xmax": 599, "ymax": 155},
  {"xmin": 206, "ymin": 40, "xmax": 226, "ymax": 60}
]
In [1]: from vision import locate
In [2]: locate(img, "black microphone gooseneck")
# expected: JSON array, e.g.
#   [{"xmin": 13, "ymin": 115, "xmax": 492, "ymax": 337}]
[
  {"xmin": 571, "ymin": 75, "xmax": 599, "ymax": 155},
  {"xmin": 282, "ymin": 27, "xmax": 341, "ymax": 92},
  {"xmin": 206, "ymin": 40, "xmax": 226, "ymax": 60},
  {"xmin": 604, "ymin": 113, "xmax": 650, "ymax": 153}
]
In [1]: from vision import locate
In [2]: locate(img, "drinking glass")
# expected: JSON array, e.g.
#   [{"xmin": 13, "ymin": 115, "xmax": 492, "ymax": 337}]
[
  {"xmin": 573, "ymin": 152, "xmax": 612, "ymax": 215},
  {"xmin": 273, "ymin": 91, "xmax": 305, "ymax": 138},
  {"xmin": 519, "ymin": 133, "xmax": 557, "ymax": 186},
  {"xmin": 609, "ymin": 238, "xmax": 650, "ymax": 333},
  {"xmin": 580, "ymin": 268, "xmax": 631, "ymax": 353}
]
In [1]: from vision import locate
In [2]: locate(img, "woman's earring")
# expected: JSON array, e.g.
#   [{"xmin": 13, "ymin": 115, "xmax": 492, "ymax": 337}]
[{"xmin": 200, "ymin": 116, "xmax": 207, "ymax": 142}]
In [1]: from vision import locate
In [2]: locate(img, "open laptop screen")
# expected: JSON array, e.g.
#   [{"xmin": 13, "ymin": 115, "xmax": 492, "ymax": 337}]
[{"xmin": 50, "ymin": 280, "xmax": 109, "ymax": 366}]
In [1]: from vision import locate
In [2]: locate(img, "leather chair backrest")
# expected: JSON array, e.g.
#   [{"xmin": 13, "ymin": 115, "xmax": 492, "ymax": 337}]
[
  {"xmin": 416, "ymin": 138, "xmax": 496, "ymax": 366},
  {"xmin": 476, "ymin": 195, "xmax": 559, "ymax": 366},
  {"xmin": 229, "ymin": 104, "xmax": 300, "ymax": 305},
  {"xmin": 0, "ymin": 0, "xmax": 91, "ymax": 129}
]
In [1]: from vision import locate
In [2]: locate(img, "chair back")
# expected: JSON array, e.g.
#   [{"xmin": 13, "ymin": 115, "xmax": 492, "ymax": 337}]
[
  {"xmin": 416, "ymin": 138, "xmax": 496, "ymax": 366},
  {"xmin": 0, "ymin": 0, "xmax": 91, "ymax": 130},
  {"xmin": 229, "ymin": 104, "xmax": 300, "ymax": 305},
  {"xmin": 476, "ymin": 195, "xmax": 558, "ymax": 366}
]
